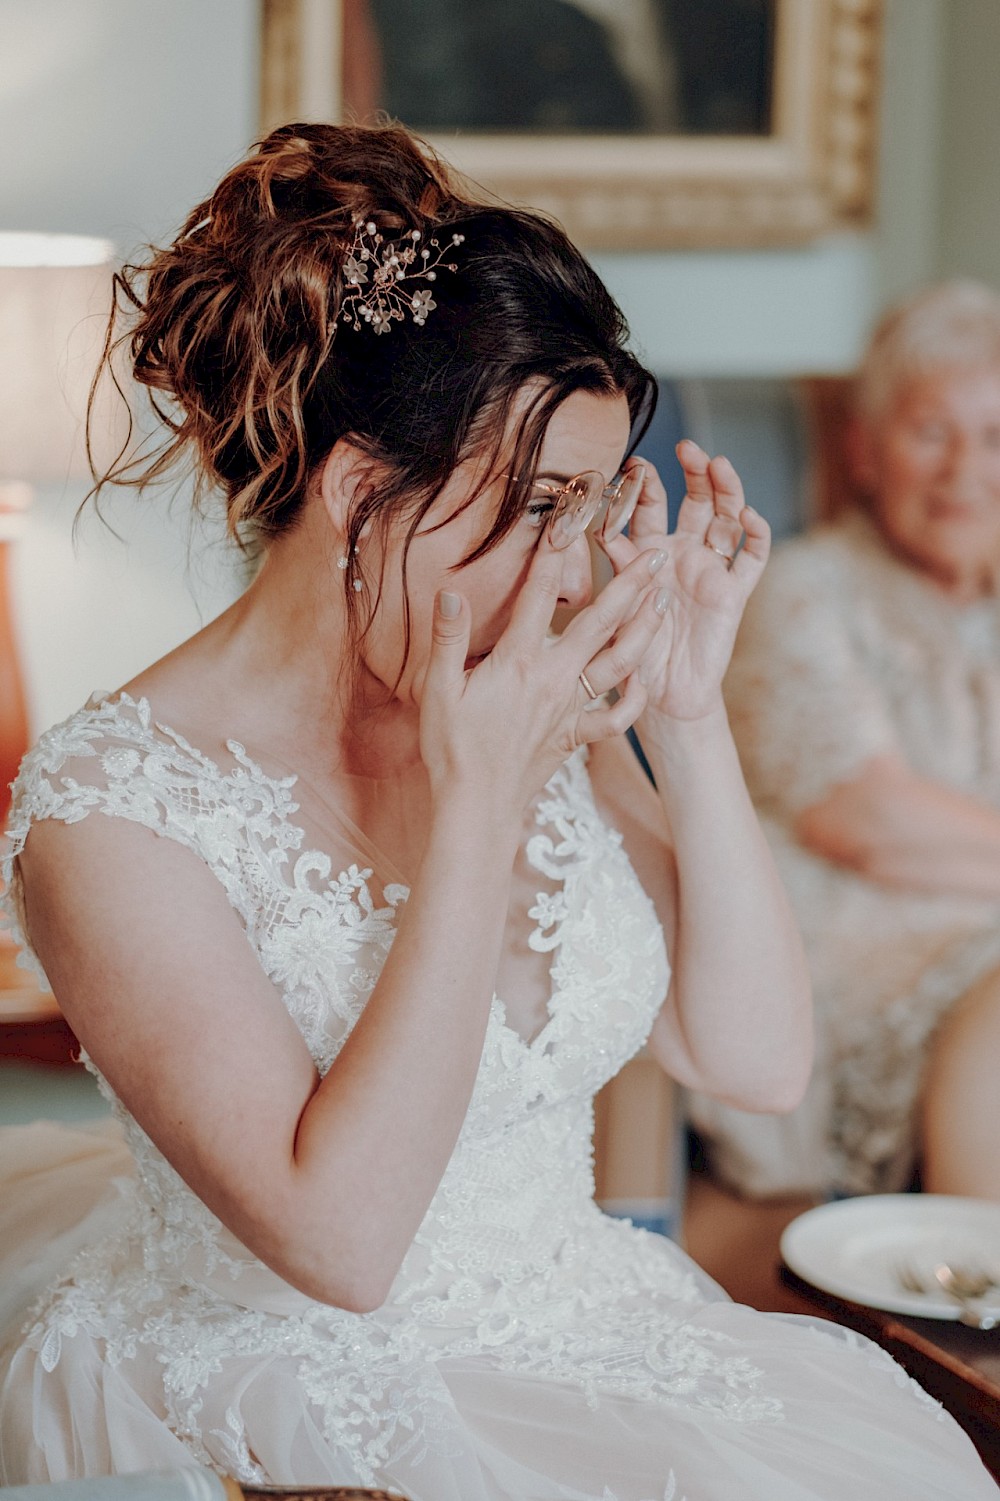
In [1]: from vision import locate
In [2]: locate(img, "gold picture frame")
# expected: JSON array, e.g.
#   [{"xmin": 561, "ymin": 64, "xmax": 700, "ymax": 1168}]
[{"xmin": 260, "ymin": 0, "xmax": 882, "ymax": 250}]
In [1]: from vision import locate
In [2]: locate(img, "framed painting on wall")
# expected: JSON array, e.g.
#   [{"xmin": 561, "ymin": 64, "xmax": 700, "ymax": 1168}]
[{"xmin": 260, "ymin": 0, "xmax": 883, "ymax": 250}]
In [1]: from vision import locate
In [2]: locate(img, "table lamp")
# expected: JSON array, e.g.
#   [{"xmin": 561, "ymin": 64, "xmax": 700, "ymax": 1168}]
[{"xmin": 0, "ymin": 231, "xmax": 120, "ymax": 1008}]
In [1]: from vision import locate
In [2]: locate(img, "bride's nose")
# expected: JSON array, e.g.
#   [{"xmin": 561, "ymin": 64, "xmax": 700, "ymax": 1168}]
[{"xmin": 557, "ymin": 534, "xmax": 595, "ymax": 610}]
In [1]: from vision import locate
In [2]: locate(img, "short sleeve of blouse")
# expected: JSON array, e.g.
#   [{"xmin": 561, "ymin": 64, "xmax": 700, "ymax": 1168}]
[{"xmin": 724, "ymin": 533, "xmax": 901, "ymax": 817}]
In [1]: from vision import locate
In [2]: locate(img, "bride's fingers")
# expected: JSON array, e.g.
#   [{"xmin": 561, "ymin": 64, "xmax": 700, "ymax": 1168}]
[
  {"xmin": 574, "ymin": 583, "xmax": 669, "ymax": 696},
  {"xmin": 561, "ymin": 547, "xmax": 667, "ymax": 664},
  {"xmin": 671, "ymin": 443, "xmax": 749, "ymax": 566},
  {"xmin": 576, "ymin": 669, "xmax": 648, "ymax": 743},
  {"xmin": 730, "ymin": 503, "xmax": 771, "ymax": 582},
  {"xmin": 672, "ymin": 439, "xmax": 716, "ymax": 538},
  {"xmin": 418, "ymin": 590, "xmax": 471, "ymax": 706},
  {"xmin": 500, "ymin": 527, "xmax": 571, "ymax": 653},
  {"xmin": 597, "ymin": 462, "xmax": 670, "ymax": 578},
  {"xmin": 620, "ymin": 456, "xmax": 668, "ymax": 548},
  {"xmin": 706, "ymin": 454, "xmax": 746, "ymax": 523},
  {"xmin": 600, "ymin": 528, "xmax": 641, "ymax": 577},
  {"xmin": 701, "ymin": 455, "xmax": 745, "ymax": 558}
]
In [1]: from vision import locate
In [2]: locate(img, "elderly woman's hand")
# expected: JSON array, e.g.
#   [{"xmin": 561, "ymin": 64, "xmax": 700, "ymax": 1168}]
[{"xmin": 602, "ymin": 440, "xmax": 770, "ymax": 723}]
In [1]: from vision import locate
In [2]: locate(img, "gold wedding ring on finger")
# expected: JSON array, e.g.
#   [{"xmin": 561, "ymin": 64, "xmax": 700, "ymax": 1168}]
[
  {"xmin": 704, "ymin": 516, "xmax": 744, "ymax": 568},
  {"xmin": 578, "ymin": 670, "xmax": 600, "ymax": 700},
  {"xmin": 705, "ymin": 540, "xmax": 736, "ymax": 568}
]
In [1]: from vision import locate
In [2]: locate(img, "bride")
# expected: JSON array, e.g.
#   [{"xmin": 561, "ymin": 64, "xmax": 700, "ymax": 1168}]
[{"xmin": 0, "ymin": 123, "xmax": 993, "ymax": 1497}]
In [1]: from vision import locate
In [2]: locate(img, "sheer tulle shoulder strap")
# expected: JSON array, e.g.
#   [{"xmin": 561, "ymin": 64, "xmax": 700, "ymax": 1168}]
[
  {"xmin": 5, "ymin": 692, "xmax": 207, "ymax": 852},
  {"xmin": 0, "ymin": 691, "xmax": 287, "ymax": 983}
]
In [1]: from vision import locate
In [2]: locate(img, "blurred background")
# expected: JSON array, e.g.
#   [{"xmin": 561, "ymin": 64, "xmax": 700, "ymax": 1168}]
[
  {"xmin": 3, "ymin": 0, "xmax": 999, "ymax": 736},
  {"xmin": 2, "ymin": 0, "xmax": 999, "ymax": 1139}
]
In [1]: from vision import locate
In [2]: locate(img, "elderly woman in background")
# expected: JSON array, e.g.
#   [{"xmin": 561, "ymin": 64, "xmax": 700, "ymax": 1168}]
[{"xmin": 687, "ymin": 281, "xmax": 1000, "ymax": 1290}]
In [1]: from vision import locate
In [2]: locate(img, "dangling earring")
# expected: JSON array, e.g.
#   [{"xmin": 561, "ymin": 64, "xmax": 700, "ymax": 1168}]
[{"xmin": 337, "ymin": 543, "xmax": 363, "ymax": 590}]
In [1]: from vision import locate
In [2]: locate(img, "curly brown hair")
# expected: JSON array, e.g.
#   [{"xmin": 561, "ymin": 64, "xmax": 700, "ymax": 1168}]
[{"xmin": 92, "ymin": 121, "xmax": 656, "ymax": 656}]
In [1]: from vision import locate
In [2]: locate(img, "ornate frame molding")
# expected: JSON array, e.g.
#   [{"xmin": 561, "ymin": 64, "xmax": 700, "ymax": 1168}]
[{"xmin": 260, "ymin": 0, "xmax": 883, "ymax": 250}]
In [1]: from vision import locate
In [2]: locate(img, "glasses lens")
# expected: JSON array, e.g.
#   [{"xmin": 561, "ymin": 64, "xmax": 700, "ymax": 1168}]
[
  {"xmin": 599, "ymin": 467, "xmax": 644, "ymax": 543},
  {"xmin": 548, "ymin": 472, "xmax": 605, "ymax": 549}
]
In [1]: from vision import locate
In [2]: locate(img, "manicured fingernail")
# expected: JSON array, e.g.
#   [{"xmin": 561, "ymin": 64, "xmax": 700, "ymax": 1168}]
[
  {"xmin": 438, "ymin": 591, "xmax": 460, "ymax": 618},
  {"xmin": 654, "ymin": 587, "xmax": 670, "ymax": 615},
  {"xmin": 638, "ymin": 659, "xmax": 653, "ymax": 686},
  {"xmin": 583, "ymin": 696, "xmax": 604, "ymax": 713},
  {"xmin": 648, "ymin": 550, "xmax": 667, "ymax": 575}
]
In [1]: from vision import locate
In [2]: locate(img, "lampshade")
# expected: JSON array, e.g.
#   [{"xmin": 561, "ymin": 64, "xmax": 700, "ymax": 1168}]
[{"xmin": 0, "ymin": 231, "xmax": 122, "ymax": 485}]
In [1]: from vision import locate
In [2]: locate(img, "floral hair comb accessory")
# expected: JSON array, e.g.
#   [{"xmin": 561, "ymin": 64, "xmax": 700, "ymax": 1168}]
[{"xmin": 340, "ymin": 219, "xmax": 465, "ymax": 334}]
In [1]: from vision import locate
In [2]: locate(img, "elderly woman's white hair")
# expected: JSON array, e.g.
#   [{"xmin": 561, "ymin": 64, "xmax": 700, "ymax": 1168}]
[{"xmin": 857, "ymin": 279, "xmax": 1000, "ymax": 421}]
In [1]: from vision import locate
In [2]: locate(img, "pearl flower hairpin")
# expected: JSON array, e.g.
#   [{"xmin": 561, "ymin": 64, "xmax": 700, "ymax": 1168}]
[{"xmin": 340, "ymin": 219, "xmax": 465, "ymax": 334}]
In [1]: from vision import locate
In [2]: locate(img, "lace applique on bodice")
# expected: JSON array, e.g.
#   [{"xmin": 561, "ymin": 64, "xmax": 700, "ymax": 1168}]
[{"xmin": 1, "ymin": 693, "xmax": 785, "ymax": 1486}]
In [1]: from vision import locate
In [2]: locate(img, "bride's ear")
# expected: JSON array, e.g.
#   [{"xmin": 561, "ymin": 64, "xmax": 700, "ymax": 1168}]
[{"xmin": 317, "ymin": 440, "xmax": 376, "ymax": 537}]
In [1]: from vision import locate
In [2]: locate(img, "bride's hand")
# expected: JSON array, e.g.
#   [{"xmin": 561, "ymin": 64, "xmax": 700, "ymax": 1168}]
[
  {"xmin": 416, "ymin": 531, "xmax": 669, "ymax": 814},
  {"xmin": 601, "ymin": 440, "xmax": 770, "ymax": 723}
]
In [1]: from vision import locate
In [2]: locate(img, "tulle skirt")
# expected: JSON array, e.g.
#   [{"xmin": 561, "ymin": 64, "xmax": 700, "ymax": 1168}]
[{"xmin": 1, "ymin": 1122, "xmax": 996, "ymax": 1500}]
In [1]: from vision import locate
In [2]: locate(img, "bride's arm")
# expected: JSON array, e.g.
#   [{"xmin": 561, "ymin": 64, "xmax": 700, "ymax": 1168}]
[
  {"xmin": 588, "ymin": 727, "xmax": 811, "ymax": 1114},
  {"xmin": 17, "ymin": 539, "xmax": 665, "ymax": 1315},
  {"xmin": 20, "ymin": 783, "xmax": 516, "ymax": 1317},
  {"xmin": 590, "ymin": 441, "xmax": 812, "ymax": 1115}
]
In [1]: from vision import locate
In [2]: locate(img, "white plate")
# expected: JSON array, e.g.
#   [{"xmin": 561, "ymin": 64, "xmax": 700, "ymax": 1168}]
[{"xmin": 780, "ymin": 1194, "xmax": 1000, "ymax": 1320}]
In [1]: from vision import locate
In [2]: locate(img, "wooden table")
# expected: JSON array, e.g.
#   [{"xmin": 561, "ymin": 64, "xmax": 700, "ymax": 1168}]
[{"xmin": 781, "ymin": 1265, "xmax": 1000, "ymax": 1484}]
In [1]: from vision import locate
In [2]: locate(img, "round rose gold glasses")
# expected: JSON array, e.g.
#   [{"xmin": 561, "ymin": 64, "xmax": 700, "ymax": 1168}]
[{"xmin": 511, "ymin": 465, "xmax": 645, "ymax": 550}]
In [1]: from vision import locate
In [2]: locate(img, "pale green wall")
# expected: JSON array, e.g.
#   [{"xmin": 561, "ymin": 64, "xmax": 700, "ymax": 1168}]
[
  {"xmin": 872, "ymin": 0, "xmax": 947, "ymax": 304},
  {"xmin": 594, "ymin": 234, "xmax": 879, "ymax": 377},
  {"xmin": 938, "ymin": 0, "xmax": 1000, "ymax": 285}
]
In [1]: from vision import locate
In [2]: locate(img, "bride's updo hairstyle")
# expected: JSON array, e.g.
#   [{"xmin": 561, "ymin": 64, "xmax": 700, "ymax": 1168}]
[{"xmin": 97, "ymin": 122, "xmax": 655, "ymax": 634}]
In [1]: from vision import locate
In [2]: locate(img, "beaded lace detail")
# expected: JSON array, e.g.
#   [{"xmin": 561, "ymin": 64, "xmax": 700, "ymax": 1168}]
[{"xmin": 1, "ymin": 692, "xmax": 784, "ymax": 1485}]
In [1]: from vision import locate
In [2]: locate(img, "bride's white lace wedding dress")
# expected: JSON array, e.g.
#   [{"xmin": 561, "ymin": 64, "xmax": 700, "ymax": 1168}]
[{"xmin": 0, "ymin": 693, "xmax": 993, "ymax": 1498}]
